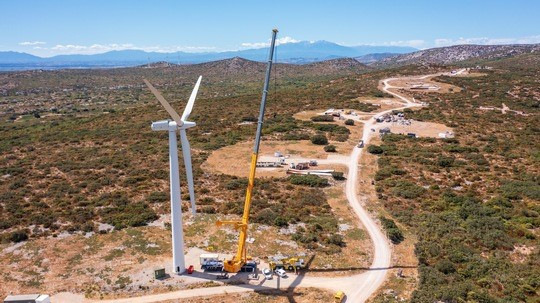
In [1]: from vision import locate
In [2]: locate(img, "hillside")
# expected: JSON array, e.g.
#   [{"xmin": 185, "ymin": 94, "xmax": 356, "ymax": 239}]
[
  {"xmin": 373, "ymin": 43, "xmax": 540, "ymax": 67},
  {"xmin": 0, "ymin": 50, "xmax": 538, "ymax": 302}
]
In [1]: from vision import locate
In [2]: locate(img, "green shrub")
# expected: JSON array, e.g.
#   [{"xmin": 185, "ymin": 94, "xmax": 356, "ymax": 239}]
[
  {"xmin": 345, "ymin": 119, "xmax": 354, "ymax": 126},
  {"xmin": 253, "ymin": 208, "xmax": 276, "ymax": 225},
  {"xmin": 437, "ymin": 155, "xmax": 455, "ymax": 167},
  {"xmin": 289, "ymin": 175, "xmax": 329, "ymax": 187},
  {"xmin": 201, "ymin": 206, "xmax": 216, "ymax": 214},
  {"xmin": 311, "ymin": 134, "xmax": 328, "ymax": 145},
  {"xmin": 147, "ymin": 191, "xmax": 168, "ymax": 203},
  {"xmin": 324, "ymin": 144, "xmax": 337, "ymax": 152},
  {"xmin": 100, "ymin": 202, "xmax": 157, "ymax": 229},
  {"xmin": 10, "ymin": 230, "xmax": 29, "ymax": 243},
  {"xmin": 500, "ymin": 180, "xmax": 540, "ymax": 200},
  {"xmin": 379, "ymin": 217, "xmax": 404, "ymax": 244},
  {"xmin": 331, "ymin": 171, "xmax": 345, "ymax": 180},
  {"xmin": 274, "ymin": 216, "xmax": 288, "ymax": 227},
  {"xmin": 326, "ymin": 234, "xmax": 345, "ymax": 247},
  {"xmin": 368, "ymin": 145, "xmax": 384, "ymax": 154},
  {"xmin": 392, "ymin": 181, "xmax": 426, "ymax": 199},
  {"xmin": 436, "ymin": 259, "xmax": 456, "ymax": 274},
  {"xmin": 225, "ymin": 178, "xmax": 248, "ymax": 190},
  {"xmin": 310, "ymin": 115, "xmax": 334, "ymax": 122}
]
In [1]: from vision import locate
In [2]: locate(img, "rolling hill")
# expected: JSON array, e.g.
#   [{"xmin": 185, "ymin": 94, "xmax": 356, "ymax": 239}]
[{"xmin": 372, "ymin": 43, "xmax": 540, "ymax": 67}]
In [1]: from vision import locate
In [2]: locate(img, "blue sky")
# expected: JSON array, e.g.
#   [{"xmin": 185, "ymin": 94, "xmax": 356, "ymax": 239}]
[{"xmin": 1, "ymin": 0, "xmax": 539, "ymax": 57}]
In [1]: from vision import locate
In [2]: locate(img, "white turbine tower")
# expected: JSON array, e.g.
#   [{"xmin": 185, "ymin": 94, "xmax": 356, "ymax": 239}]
[{"xmin": 144, "ymin": 76, "xmax": 201, "ymax": 274}]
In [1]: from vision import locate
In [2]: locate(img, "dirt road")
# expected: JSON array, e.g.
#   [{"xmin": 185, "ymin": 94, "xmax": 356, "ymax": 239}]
[{"xmin": 52, "ymin": 74, "xmax": 429, "ymax": 303}]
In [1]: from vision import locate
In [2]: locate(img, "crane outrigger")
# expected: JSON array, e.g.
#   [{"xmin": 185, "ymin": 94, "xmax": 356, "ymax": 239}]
[{"xmin": 216, "ymin": 29, "xmax": 278, "ymax": 273}]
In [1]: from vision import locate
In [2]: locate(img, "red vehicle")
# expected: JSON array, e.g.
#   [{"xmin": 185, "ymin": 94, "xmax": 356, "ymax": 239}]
[{"xmin": 187, "ymin": 265, "xmax": 194, "ymax": 274}]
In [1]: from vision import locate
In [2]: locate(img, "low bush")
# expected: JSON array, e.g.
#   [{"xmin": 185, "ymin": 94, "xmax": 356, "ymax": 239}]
[
  {"xmin": 379, "ymin": 217, "xmax": 404, "ymax": 244},
  {"xmin": 225, "ymin": 178, "xmax": 248, "ymax": 190},
  {"xmin": 147, "ymin": 191, "xmax": 168, "ymax": 203},
  {"xmin": 392, "ymin": 180, "xmax": 426, "ymax": 199},
  {"xmin": 331, "ymin": 171, "xmax": 345, "ymax": 180},
  {"xmin": 368, "ymin": 145, "xmax": 384, "ymax": 154},
  {"xmin": 324, "ymin": 144, "xmax": 337, "ymax": 152},
  {"xmin": 437, "ymin": 155, "xmax": 455, "ymax": 167},
  {"xmin": 10, "ymin": 230, "xmax": 29, "ymax": 243},
  {"xmin": 310, "ymin": 115, "xmax": 334, "ymax": 122},
  {"xmin": 311, "ymin": 134, "xmax": 328, "ymax": 145},
  {"xmin": 289, "ymin": 175, "xmax": 329, "ymax": 187},
  {"xmin": 345, "ymin": 119, "xmax": 355, "ymax": 126}
]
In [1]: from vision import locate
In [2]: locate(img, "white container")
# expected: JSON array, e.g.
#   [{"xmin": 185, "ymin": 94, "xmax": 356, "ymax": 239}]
[{"xmin": 199, "ymin": 253, "xmax": 219, "ymax": 265}]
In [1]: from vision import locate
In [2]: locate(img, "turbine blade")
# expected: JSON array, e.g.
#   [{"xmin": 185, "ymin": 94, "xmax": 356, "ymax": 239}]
[
  {"xmin": 181, "ymin": 76, "xmax": 202, "ymax": 121},
  {"xmin": 143, "ymin": 79, "xmax": 183, "ymax": 126},
  {"xmin": 179, "ymin": 129, "xmax": 196, "ymax": 215}
]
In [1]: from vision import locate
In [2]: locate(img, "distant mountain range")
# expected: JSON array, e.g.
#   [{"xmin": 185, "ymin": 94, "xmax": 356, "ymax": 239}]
[
  {"xmin": 0, "ymin": 40, "xmax": 417, "ymax": 70},
  {"xmin": 2, "ymin": 41, "xmax": 539, "ymax": 71}
]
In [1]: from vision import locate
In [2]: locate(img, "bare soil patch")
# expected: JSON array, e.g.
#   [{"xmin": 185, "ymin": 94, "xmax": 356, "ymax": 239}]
[
  {"xmin": 382, "ymin": 120, "xmax": 453, "ymax": 138},
  {"xmin": 387, "ymin": 77, "xmax": 462, "ymax": 94},
  {"xmin": 160, "ymin": 287, "xmax": 334, "ymax": 303},
  {"xmin": 202, "ymin": 136, "xmax": 360, "ymax": 178}
]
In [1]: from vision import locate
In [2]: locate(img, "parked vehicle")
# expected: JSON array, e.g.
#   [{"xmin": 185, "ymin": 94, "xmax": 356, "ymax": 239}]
[
  {"xmin": 334, "ymin": 291, "xmax": 346, "ymax": 302},
  {"xmin": 357, "ymin": 140, "xmax": 364, "ymax": 148},
  {"xmin": 262, "ymin": 268, "xmax": 273, "ymax": 280},
  {"xmin": 295, "ymin": 162, "xmax": 310, "ymax": 170},
  {"xmin": 201, "ymin": 260, "xmax": 224, "ymax": 271},
  {"xmin": 275, "ymin": 268, "xmax": 287, "ymax": 278}
]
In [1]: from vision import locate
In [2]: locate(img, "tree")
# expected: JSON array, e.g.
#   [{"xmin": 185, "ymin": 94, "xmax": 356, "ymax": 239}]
[{"xmin": 345, "ymin": 119, "xmax": 355, "ymax": 126}]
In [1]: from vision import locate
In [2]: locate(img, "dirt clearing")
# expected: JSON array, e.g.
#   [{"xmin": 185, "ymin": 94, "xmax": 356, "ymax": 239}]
[
  {"xmin": 386, "ymin": 77, "xmax": 461, "ymax": 94},
  {"xmin": 381, "ymin": 120, "xmax": 453, "ymax": 138}
]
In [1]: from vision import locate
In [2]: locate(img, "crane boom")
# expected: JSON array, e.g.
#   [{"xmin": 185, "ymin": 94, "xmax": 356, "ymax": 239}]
[{"xmin": 216, "ymin": 29, "xmax": 278, "ymax": 273}]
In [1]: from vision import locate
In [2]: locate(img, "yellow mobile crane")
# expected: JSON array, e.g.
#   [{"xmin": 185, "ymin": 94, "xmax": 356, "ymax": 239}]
[{"xmin": 216, "ymin": 29, "xmax": 278, "ymax": 273}]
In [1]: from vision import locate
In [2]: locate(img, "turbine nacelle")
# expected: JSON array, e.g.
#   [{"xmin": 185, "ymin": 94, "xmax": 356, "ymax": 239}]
[{"xmin": 151, "ymin": 120, "xmax": 196, "ymax": 132}]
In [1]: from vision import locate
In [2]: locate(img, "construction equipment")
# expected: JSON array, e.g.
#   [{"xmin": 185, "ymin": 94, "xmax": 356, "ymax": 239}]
[
  {"xmin": 269, "ymin": 256, "xmax": 306, "ymax": 271},
  {"xmin": 216, "ymin": 29, "xmax": 278, "ymax": 273}
]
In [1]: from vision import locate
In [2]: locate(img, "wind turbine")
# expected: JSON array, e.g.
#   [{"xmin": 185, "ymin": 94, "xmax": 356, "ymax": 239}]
[{"xmin": 144, "ymin": 76, "xmax": 201, "ymax": 274}]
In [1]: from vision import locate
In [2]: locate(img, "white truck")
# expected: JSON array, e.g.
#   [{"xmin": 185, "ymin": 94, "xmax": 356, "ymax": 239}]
[{"xmin": 3, "ymin": 294, "xmax": 50, "ymax": 303}]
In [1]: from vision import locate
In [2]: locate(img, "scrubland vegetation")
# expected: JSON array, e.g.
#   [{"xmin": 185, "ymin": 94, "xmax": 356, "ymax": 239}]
[
  {"xmin": 373, "ymin": 60, "xmax": 539, "ymax": 302},
  {"xmin": 0, "ymin": 59, "xmax": 380, "ymax": 253}
]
